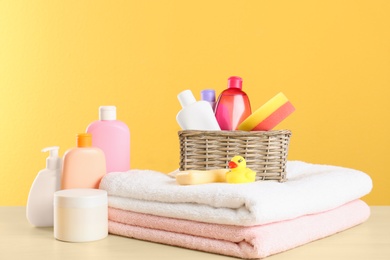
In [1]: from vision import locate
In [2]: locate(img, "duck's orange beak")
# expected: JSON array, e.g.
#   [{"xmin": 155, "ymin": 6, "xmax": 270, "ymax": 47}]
[{"xmin": 228, "ymin": 161, "xmax": 238, "ymax": 169}]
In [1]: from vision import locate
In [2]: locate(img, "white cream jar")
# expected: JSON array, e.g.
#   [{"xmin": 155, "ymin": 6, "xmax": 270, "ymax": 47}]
[{"xmin": 54, "ymin": 189, "xmax": 108, "ymax": 242}]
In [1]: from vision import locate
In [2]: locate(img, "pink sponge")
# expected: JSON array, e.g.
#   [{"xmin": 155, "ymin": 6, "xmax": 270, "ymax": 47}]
[{"xmin": 238, "ymin": 92, "xmax": 295, "ymax": 131}]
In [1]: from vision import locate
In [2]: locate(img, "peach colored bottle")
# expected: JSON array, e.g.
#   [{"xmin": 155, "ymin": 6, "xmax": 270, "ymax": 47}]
[{"xmin": 61, "ymin": 133, "xmax": 106, "ymax": 189}]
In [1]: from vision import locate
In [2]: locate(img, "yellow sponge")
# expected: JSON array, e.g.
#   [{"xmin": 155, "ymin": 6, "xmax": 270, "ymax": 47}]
[{"xmin": 238, "ymin": 92, "xmax": 295, "ymax": 131}]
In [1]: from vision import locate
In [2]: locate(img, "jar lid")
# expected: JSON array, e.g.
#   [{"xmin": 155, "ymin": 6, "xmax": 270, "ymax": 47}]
[{"xmin": 54, "ymin": 189, "xmax": 107, "ymax": 208}]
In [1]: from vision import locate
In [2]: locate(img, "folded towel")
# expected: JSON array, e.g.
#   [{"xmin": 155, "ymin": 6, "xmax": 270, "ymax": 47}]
[
  {"xmin": 108, "ymin": 200, "xmax": 370, "ymax": 259},
  {"xmin": 100, "ymin": 161, "xmax": 372, "ymax": 226}
]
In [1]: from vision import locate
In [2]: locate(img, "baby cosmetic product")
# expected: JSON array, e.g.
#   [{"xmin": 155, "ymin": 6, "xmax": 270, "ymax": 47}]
[
  {"xmin": 61, "ymin": 133, "xmax": 106, "ymax": 189},
  {"xmin": 54, "ymin": 189, "xmax": 108, "ymax": 242},
  {"xmin": 176, "ymin": 90, "xmax": 221, "ymax": 130},
  {"xmin": 176, "ymin": 169, "xmax": 229, "ymax": 185},
  {"xmin": 86, "ymin": 106, "xmax": 130, "ymax": 173},
  {"xmin": 238, "ymin": 92, "xmax": 295, "ymax": 131},
  {"xmin": 201, "ymin": 89, "xmax": 216, "ymax": 111},
  {"xmin": 214, "ymin": 76, "xmax": 252, "ymax": 130},
  {"xmin": 26, "ymin": 146, "xmax": 61, "ymax": 227}
]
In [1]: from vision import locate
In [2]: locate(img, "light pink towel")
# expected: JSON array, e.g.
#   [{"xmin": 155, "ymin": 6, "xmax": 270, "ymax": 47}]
[{"xmin": 108, "ymin": 200, "xmax": 370, "ymax": 259}]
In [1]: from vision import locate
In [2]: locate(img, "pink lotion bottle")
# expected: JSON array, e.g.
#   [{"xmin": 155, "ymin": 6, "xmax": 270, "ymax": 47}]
[
  {"xmin": 61, "ymin": 133, "xmax": 106, "ymax": 189},
  {"xmin": 86, "ymin": 106, "xmax": 130, "ymax": 173},
  {"xmin": 214, "ymin": 76, "xmax": 252, "ymax": 130}
]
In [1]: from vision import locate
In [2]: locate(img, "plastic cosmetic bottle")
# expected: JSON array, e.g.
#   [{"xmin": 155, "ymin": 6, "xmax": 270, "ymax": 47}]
[
  {"xmin": 61, "ymin": 133, "xmax": 106, "ymax": 189},
  {"xmin": 214, "ymin": 76, "xmax": 252, "ymax": 130},
  {"xmin": 26, "ymin": 146, "xmax": 62, "ymax": 227},
  {"xmin": 176, "ymin": 90, "xmax": 221, "ymax": 130},
  {"xmin": 201, "ymin": 89, "xmax": 216, "ymax": 111},
  {"xmin": 86, "ymin": 106, "xmax": 130, "ymax": 173}
]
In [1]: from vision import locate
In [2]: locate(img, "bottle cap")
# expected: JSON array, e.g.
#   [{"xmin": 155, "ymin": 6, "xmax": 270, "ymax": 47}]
[
  {"xmin": 228, "ymin": 76, "xmax": 243, "ymax": 89},
  {"xmin": 77, "ymin": 133, "xmax": 92, "ymax": 147},
  {"xmin": 178, "ymin": 90, "xmax": 196, "ymax": 108},
  {"xmin": 99, "ymin": 106, "xmax": 116, "ymax": 120},
  {"xmin": 42, "ymin": 146, "xmax": 61, "ymax": 170},
  {"xmin": 201, "ymin": 89, "xmax": 216, "ymax": 103}
]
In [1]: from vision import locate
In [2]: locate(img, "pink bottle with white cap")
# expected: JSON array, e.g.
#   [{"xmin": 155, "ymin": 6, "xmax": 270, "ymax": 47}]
[{"xmin": 86, "ymin": 106, "xmax": 130, "ymax": 173}]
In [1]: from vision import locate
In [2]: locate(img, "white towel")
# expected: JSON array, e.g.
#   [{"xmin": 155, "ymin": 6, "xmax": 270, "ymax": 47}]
[{"xmin": 100, "ymin": 161, "xmax": 372, "ymax": 226}]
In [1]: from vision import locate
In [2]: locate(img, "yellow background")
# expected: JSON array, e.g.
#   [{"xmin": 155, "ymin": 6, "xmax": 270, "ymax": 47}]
[{"xmin": 1, "ymin": 1, "xmax": 389, "ymax": 205}]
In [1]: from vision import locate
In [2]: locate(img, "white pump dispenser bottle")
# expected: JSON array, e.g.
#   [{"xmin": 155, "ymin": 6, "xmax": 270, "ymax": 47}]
[{"xmin": 26, "ymin": 146, "xmax": 62, "ymax": 227}]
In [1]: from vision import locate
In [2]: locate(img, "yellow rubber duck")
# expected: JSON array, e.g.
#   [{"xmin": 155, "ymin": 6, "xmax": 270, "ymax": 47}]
[{"xmin": 226, "ymin": 156, "xmax": 256, "ymax": 184}]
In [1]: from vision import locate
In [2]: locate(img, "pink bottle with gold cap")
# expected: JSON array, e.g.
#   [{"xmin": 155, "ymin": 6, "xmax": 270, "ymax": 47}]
[{"xmin": 61, "ymin": 133, "xmax": 106, "ymax": 189}]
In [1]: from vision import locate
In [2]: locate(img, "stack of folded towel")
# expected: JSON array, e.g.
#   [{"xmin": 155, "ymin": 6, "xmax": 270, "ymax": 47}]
[{"xmin": 99, "ymin": 161, "xmax": 372, "ymax": 259}]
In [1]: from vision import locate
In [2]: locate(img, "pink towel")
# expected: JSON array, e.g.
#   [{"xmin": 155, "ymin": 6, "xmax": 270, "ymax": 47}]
[{"xmin": 108, "ymin": 199, "xmax": 370, "ymax": 259}]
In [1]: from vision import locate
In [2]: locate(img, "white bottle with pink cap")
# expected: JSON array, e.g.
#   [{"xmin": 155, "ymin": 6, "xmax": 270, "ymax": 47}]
[{"xmin": 86, "ymin": 106, "xmax": 130, "ymax": 173}]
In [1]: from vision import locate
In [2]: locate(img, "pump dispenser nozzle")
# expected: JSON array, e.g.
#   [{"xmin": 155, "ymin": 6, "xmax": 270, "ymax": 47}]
[{"xmin": 42, "ymin": 146, "xmax": 61, "ymax": 170}]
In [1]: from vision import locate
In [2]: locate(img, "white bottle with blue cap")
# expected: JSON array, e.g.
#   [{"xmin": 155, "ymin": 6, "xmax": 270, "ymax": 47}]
[{"xmin": 26, "ymin": 146, "xmax": 62, "ymax": 227}]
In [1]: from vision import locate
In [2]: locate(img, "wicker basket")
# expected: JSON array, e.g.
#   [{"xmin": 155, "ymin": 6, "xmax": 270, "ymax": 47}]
[{"xmin": 178, "ymin": 130, "xmax": 292, "ymax": 182}]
